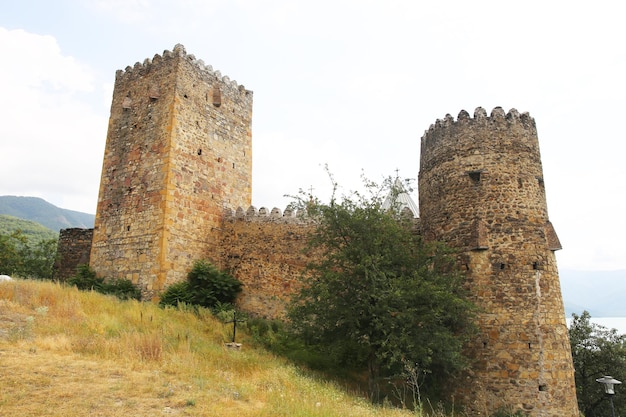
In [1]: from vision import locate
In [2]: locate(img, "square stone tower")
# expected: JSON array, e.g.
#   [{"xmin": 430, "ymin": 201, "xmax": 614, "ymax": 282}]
[{"xmin": 90, "ymin": 44, "xmax": 252, "ymax": 297}]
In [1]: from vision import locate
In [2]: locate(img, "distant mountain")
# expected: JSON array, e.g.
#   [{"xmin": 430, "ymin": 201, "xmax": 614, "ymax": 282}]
[
  {"xmin": 0, "ymin": 214, "xmax": 59, "ymax": 241},
  {"xmin": 560, "ymin": 269, "xmax": 626, "ymax": 317},
  {"xmin": 0, "ymin": 196, "xmax": 95, "ymax": 232}
]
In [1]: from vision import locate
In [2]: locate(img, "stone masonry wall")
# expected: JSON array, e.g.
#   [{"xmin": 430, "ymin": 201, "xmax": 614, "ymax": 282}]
[
  {"xmin": 419, "ymin": 107, "xmax": 578, "ymax": 417},
  {"xmin": 218, "ymin": 206, "xmax": 316, "ymax": 319},
  {"xmin": 90, "ymin": 45, "xmax": 252, "ymax": 299},
  {"xmin": 54, "ymin": 228, "xmax": 93, "ymax": 280}
]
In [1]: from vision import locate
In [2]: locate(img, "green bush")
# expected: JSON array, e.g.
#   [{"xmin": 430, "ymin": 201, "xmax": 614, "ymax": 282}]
[
  {"xmin": 187, "ymin": 260, "xmax": 242, "ymax": 308},
  {"xmin": 159, "ymin": 281, "xmax": 193, "ymax": 307},
  {"xmin": 67, "ymin": 264, "xmax": 141, "ymax": 301},
  {"xmin": 158, "ymin": 260, "xmax": 242, "ymax": 310},
  {"xmin": 67, "ymin": 264, "xmax": 104, "ymax": 291}
]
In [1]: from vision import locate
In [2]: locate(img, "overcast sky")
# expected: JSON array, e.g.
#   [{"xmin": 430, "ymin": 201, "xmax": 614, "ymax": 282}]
[{"xmin": 1, "ymin": 0, "xmax": 624, "ymax": 272}]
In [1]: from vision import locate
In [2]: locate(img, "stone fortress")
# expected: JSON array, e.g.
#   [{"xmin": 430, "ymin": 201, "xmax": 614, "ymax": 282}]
[{"xmin": 56, "ymin": 44, "xmax": 578, "ymax": 416}]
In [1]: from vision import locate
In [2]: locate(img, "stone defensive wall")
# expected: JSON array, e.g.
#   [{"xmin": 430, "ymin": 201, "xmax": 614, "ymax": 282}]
[{"xmin": 218, "ymin": 206, "xmax": 318, "ymax": 319}]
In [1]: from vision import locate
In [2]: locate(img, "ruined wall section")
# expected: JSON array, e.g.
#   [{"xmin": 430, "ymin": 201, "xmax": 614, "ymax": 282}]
[
  {"xmin": 54, "ymin": 228, "xmax": 93, "ymax": 280},
  {"xmin": 219, "ymin": 206, "xmax": 316, "ymax": 319},
  {"xmin": 418, "ymin": 108, "xmax": 577, "ymax": 416},
  {"xmin": 91, "ymin": 44, "xmax": 252, "ymax": 297}
]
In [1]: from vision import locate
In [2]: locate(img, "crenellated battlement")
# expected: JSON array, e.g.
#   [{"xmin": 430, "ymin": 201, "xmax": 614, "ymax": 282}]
[
  {"xmin": 114, "ymin": 44, "xmax": 251, "ymax": 97},
  {"xmin": 223, "ymin": 205, "xmax": 316, "ymax": 224},
  {"xmin": 421, "ymin": 107, "xmax": 537, "ymax": 152}
]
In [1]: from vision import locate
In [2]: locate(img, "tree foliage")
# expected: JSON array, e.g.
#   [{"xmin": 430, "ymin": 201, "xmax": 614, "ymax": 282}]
[
  {"xmin": 569, "ymin": 311, "xmax": 626, "ymax": 417},
  {"xmin": 287, "ymin": 174, "xmax": 476, "ymax": 400},
  {"xmin": 0, "ymin": 229, "xmax": 58, "ymax": 279}
]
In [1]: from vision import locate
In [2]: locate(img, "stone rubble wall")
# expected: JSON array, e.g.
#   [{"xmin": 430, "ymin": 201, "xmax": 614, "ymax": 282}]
[
  {"xmin": 218, "ymin": 206, "xmax": 317, "ymax": 319},
  {"xmin": 90, "ymin": 44, "xmax": 252, "ymax": 299},
  {"xmin": 53, "ymin": 228, "xmax": 93, "ymax": 280},
  {"xmin": 419, "ymin": 107, "xmax": 578, "ymax": 417}
]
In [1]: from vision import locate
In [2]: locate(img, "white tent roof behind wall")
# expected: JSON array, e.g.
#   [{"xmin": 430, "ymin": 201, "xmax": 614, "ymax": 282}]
[{"xmin": 382, "ymin": 178, "xmax": 419, "ymax": 218}]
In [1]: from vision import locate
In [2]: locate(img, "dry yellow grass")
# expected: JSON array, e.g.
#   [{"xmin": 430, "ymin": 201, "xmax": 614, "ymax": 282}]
[{"xmin": 0, "ymin": 279, "xmax": 415, "ymax": 416}]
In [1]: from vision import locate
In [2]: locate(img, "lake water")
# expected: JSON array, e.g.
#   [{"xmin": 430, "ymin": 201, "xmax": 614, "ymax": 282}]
[{"xmin": 566, "ymin": 317, "xmax": 626, "ymax": 335}]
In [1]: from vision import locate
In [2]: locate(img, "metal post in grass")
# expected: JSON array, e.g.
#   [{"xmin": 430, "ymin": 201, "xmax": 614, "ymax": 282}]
[{"xmin": 225, "ymin": 311, "xmax": 245, "ymax": 350}]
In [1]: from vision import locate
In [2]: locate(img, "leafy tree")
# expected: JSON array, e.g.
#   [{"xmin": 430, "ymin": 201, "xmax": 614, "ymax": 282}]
[
  {"xmin": 21, "ymin": 237, "xmax": 58, "ymax": 279},
  {"xmin": 569, "ymin": 311, "xmax": 626, "ymax": 417},
  {"xmin": 0, "ymin": 230, "xmax": 57, "ymax": 279},
  {"xmin": 0, "ymin": 230, "xmax": 26, "ymax": 275},
  {"xmin": 287, "ymin": 174, "xmax": 476, "ymax": 400}
]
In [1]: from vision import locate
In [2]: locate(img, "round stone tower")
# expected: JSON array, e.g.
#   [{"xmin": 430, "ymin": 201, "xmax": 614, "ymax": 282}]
[{"xmin": 418, "ymin": 107, "xmax": 578, "ymax": 416}]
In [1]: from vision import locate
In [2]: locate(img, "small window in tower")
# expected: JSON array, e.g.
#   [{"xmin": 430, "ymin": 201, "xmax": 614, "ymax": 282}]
[
  {"xmin": 500, "ymin": 263, "xmax": 506, "ymax": 270},
  {"xmin": 532, "ymin": 262, "xmax": 539, "ymax": 270},
  {"xmin": 197, "ymin": 149, "xmax": 202, "ymax": 156},
  {"xmin": 538, "ymin": 384, "xmax": 547, "ymax": 392},
  {"xmin": 126, "ymin": 225, "xmax": 131, "ymax": 231},
  {"xmin": 232, "ymin": 163, "xmax": 235, "ymax": 169},
  {"xmin": 212, "ymin": 88, "xmax": 222, "ymax": 107},
  {"xmin": 468, "ymin": 170, "xmax": 482, "ymax": 183}
]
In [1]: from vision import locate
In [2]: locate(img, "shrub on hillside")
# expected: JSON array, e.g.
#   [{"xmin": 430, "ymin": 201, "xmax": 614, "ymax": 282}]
[
  {"xmin": 67, "ymin": 264, "xmax": 141, "ymax": 301},
  {"xmin": 158, "ymin": 281, "xmax": 193, "ymax": 307},
  {"xmin": 159, "ymin": 260, "xmax": 242, "ymax": 309}
]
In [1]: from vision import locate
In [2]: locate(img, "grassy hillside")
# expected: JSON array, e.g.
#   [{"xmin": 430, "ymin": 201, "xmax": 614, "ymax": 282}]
[
  {"xmin": 0, "ymin": 214, "xmax": 59, "ymax": 242},
  {"xmin": 0, "ymin": 196, "xmax": 95, "ymax": 231},
  {"xmin": 0, "ymin": 279, "xmax": 414, "ymax": 417}
]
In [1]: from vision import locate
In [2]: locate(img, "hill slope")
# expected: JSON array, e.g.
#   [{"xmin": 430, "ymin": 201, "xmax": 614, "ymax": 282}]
[
  {"xmin": 0, "ymin": 214, "xmax": 59, "ymax": 242},
  {"xmin": 0, "ymin": 279, "xmax": 411, "ymax": 417},
  {"xmin": 0, "ymin": 196, "xmax": 94, "ymax": 231}
]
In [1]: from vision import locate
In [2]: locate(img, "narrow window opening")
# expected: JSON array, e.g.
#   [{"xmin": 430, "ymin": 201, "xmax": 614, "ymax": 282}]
[
  {"xmin": 212, "ymin": 88, "xmax": 222, "ymax": 107},
  {"xmin": 482, "ymin": 341, "xmax": 488, "ymax": 348},
  {"xmin": 528, "ymin": 343, "xmax": 532, "ymax": 349},
  {"xmin": 126, "ymin": 225, "xmax": 131, "ymax": 231},
  {"xmin": 538, "ymin": 384, "xmax": 547, "ymax": 392},
  {"xmin": 197, "ymin": 149, "xmax": 202, "ymax": 156},
  {"xmin": 232, "ymin": 163, "xmax": 235, "ymax": 169},
  {"xmin": 500, "ymin": 263, "xmax": 506, "ymax": 270},
  {"xmin": 532, "ymin": 262, "xmax": 539, "ymax": 270}
]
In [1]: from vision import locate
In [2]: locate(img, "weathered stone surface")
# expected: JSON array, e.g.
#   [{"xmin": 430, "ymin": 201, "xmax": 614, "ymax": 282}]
[
  {"xmin": 419, "ymin": 110, "xmax": 578, "ymax": 416},
  {"xmin": 53, "ymin": 228, "xmax": 93, "ymax": 280},
  {"xmin": 89, "ymin": 45, "xmax": 252, "ymax": 299}
]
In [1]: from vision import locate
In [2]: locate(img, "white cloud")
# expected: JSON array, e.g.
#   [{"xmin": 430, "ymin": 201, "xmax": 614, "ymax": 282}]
[{"xmin": 0, "ymin": 28, "xmax": 106, "ymax": 213}]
